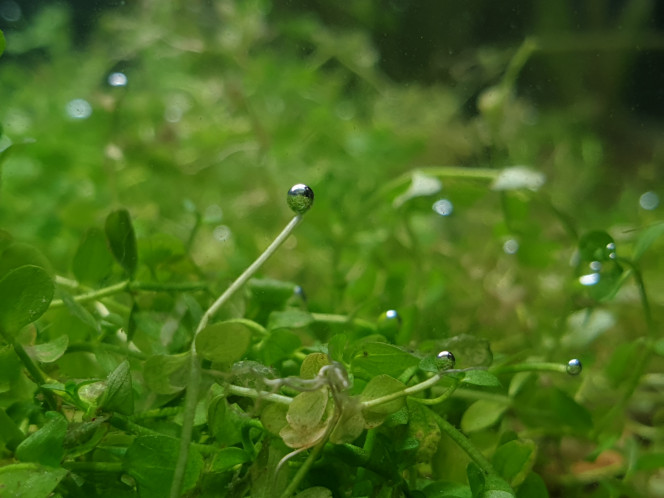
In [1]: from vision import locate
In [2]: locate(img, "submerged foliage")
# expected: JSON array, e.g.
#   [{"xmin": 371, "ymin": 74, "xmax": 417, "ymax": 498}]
[{"xmin": 0, "ymin": 1, "xmax": 663, "ymax": 497}]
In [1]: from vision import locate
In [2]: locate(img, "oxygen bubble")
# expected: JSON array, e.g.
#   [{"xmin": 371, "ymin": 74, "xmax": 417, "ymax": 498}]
[
  {"xmin": 639, "ymin": 191, "xmax": 659, "ymax": 211},
  {"xmin": 287, "ymin": 184, "xmax": 314, "ymax": 214},
  {"xmin": 432, "ymin": 198, "xmax": 453, "ymax": 216},
  {"xmin": 503, "ymin": 239, "xmax": 519, "ymax": 254},
  {"xmin": 436, "ymin": 350, "xmax": 456, "ymax": 370},
  {"xmin": 566, "ymin": 358, "xmax": 582, "ymax": 376},
  {"xmin": 294, "ymin": 285, "xmax": 307, "ymax": 302},
  {"xmin": 108, "ymin": 72, "xmax": 128, "ymax": 87},
  {"xmin": 66, "ymin": 99, "xmax": 92, "ymax": 120}
]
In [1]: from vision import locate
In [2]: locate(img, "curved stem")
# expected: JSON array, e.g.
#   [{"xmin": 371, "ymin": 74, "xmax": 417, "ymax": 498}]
[
  {"xmin": 49, "ymin": 280, "xmax": 130, "ymax": 309},
  {"xmin": 491, "ymin": 362, "xmax": 569, "ymax": 375},
  {"xmin": 428, "ymin": 409, "xmax": 499, "ymax": 477},
  {"xmin": 170, "ymin": 215, "xmax": 304, "ymax": 498}
]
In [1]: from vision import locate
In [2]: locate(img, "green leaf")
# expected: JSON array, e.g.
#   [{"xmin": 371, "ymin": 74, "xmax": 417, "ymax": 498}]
[
  {"xmin": 492, "ymin": 439, "xmax": 536, "ymax": 488},
  {"xmin": 0, "ymin": 265, "xmax": 54, "ymax": 336},
  {"xmin": 407, "ymin": 401, "xmax": 441, "ymax": 463},
  {"xmin": 439, "ymin": 334, "xmax": 493, "ymax": 368},
  {"xmin": 361, "ymin": 374, "xmax": 406, "ymax": 428},
  {"xmin": 423, "ymin": 481, "xmax": 472, "ymax": 498},
  {"xmin": 295, "ymin": 487, "xmax": 333, "ymax": 498},
  {"xmin": 99, "ymin": 360, "xmax": 134, "ymax": 415},
  {"xmin": 351, "ymin": 342, "xmax": 420, "ymax": 379},
  {"xmin": 0, "ymin": 407, "xmax": 24, "ymax": 450},
  {"xmin": 0, "ymin": 29, "xmax": 5, "ymax": 57},
  {"xmin": 105, "ymin": 209, "xmax": 138, "ymax": 278},
  {"xmin": 268, "ymin": 309, "xmax": 314, "ymax": 330},
  {"xmin": 210, "ymin": 447, "xmax": 251, "ymax": 473},
  {"xmin": 460, "ymin": 400, "xmax": 508, "ymax": 433},
  {"xmin": 27, "ymin": 335, "xmax": 69, "ymax": 363},
  {"xmin": 144, "ymin": 353, "xmax": 189, "ymax": 394},
  {"xmin": 633, "ymin": 222, "xmax": 664, "ymax": 261},
  {"xmin": 280, "ymin": 389, "xmax": 331, "ymax": 448},
  {"xmin": 72, "ymin": 228, "xmax": 115, "ymax": 285},
  {"xmin": 196, "ymin": 321, "xmax": 252, "ymax": 364},
  {"xmin": 300, "ymin": 352, "xmax": 331, "ymax": 379},
  {"xmin": 260, "ymin": 402, "xmax": 289, "ymax": 436},
  {"xmin": 15, "ymin": 411, "xmax": 67, "ymax": 467},
  {"xmin": 208, "ymin": 397, "xmax": 243, "ymax": 445},
  {"xmin": 461, "ymin": 370, "xmax": 502, "ymax": 389},
  {"xmin": 124, "ymin": 435, "xmax": 203, "ymax": 498},
  {"xmin": 549, "ymin": 389, "xmax": 592, "ymax": 433},
  {"xmin": 260, "ymin": 328, "xmax": 301, "ymax": 365},
  {"xmin": 0, "ymin": 463, "xmax": 67, "ymax": 498},
  {"xmin": 0, "ymin": 242, "xmax": 52, "ymax": 279},
  {"xmin": 515, "ymin": 473, "xmax": 549, "ymax": 498}
]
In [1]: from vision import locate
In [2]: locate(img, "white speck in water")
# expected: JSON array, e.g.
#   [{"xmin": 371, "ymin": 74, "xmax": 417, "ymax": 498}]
[
  {"xmin": 108, "ymin": 72, "xmax": 128, "ymax": 87},
  {"xmin": 66, "ymin": 99, "xmax": 92, "ymax": 119},
  {"xmin": 432, "ymin": 198, "xmax": 453, "ymax": 216},
  {"xmin": 639, "ymin": 191, "xmax": 659, "ymax": 211},
  {"xmin": 213, "ymin": 225, "xmax": 231, "ymax": 242},
  {"xmin": 503, "ymin": 239, "xmax": 519, "ymax": 254}
]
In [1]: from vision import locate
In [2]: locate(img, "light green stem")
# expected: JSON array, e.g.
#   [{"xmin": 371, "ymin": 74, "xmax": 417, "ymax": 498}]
[
  {"xmin": 491, "ymin": 362, "xmax": 568, "ymax": 375},
  {"xmin": 361, "ymin": 373, "xmax": 442, "ymax": 410},
  {"xmin": 279, "ymin": 439, "xmax": 326, "ymax": 498},
  {"xmin": 50, "ymin": 280, "xmax": 130, "ymax": 309},
  {"xmin": 170, "ymin": 215, "xmax": 303, "ymax": 498}
]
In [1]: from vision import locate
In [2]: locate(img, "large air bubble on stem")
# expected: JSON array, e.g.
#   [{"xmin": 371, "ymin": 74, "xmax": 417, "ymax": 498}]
[
  {"xmin": 566, "ymin": 358, "xmax": 582, "ymax": 376},
  {"xmin": 435, "ymin": 350, "xmax": 456, "ymax": 370},
  {"xmin": 287, "ymin": 184, "xmax": 314, "ymax": 214}
]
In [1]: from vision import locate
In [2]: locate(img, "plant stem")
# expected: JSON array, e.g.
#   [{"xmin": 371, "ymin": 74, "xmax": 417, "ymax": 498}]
[
  {"xmin": 428, "ymin": 409, "xmax": 499, "ymax": 477},
  {"xmin": 224, "ymin": 384, "xmax": 293, "ymax": 405},
  {"xmin": 491, "ymin": 362, "xmax": 569, "ymax": 375},
  {"xmin": 50, "ymin": 280, "xmax": 209, "ymax": 309},
  {"xmin": 361, "ymin": 373, "xmax": 442, "ymax": 410},
  {"xmin": 170, "ymin": 214, "xmax": 304, "ymax": 498},
  {"xmin": 62, "ymin": 461, "xmax": 124, "ymax": 473},
  {"xmin": 279, "ymin": 439, "xmax": 325, "ymax": 498},
  {"xmin": 66, "ymin": 342, "xmax": 146, "ymax": 360},
  {"xmin": 9, "ymin": 339, "xmax": 58, "ymax": 410},
  {"xmin": 410, "ymin": 377, "xmax": 460, "ymax": 406}
]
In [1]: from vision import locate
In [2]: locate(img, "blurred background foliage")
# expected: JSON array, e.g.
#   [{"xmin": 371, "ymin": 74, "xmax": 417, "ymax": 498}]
[{"xmin": 0, "ymin": 1, "xmax": 663, "ymax": 493}]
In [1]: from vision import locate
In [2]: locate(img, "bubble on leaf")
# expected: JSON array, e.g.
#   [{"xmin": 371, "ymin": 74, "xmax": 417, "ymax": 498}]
[
  {"xmin": 287, "ymin": 184, "xmax": 314, "ymax": 214},
  {"xmin": 436, "ymin": 350, "xmax": 456, "ymax": 370},
  {"xmin": 639, "ymin": 191, "xmax": 659, "ymax": 211},
  {"xmin": 566, "ymin": 358, "xmax": 582, "ymax": 376},
  {"xmin": 213, "ymin": 225, "xmax": 231, "ymax": 242}
]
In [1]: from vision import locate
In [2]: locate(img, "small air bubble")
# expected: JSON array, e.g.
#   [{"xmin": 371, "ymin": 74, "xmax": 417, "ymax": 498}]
[
  {"xmin": 213, "ymin": 225, "xmax": 231, "ymax": 242},
  {"xmin": 377, "ymin": 309, "xmax": 401, "ymax": 338},
  {"xmin": 432, "ymin": 198, "xmax": 453, "ymax": 216},
  {"xmin": 589, "ymin": 261, "xmax": 602, "ymax": 271},
  {"xmin": 66, "ymin": 99, "xmax": 92, "ymax": 120},
  {"xmin": 579, "ymin": 273, "xmax": 600, "ymax": 286},
  {"xmin": 566, "ymin": 358, "xmax": 582, "ymax": 376},
  {"xmin": 503, "ymin": 239, "xmax": 519, "ymax": 254},
  {"xmin": 108, "ymin": 72, "xmax": 128, "ymax": 87},
  {"xmin": 639, "ymin": 191, "xmax": 659, "ymax": 211}
]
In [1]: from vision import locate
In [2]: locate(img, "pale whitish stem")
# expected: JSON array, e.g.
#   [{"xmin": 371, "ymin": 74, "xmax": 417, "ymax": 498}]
[
  {"xmin": 226, "ymin": 384, "xmax": 293, "ymax": 405},
  {"xmin": 361, "ymin": 373, "xmax": 442, "ymax": 410},
  {"xmin": 170, "ymin": 215, "xmax": 303, "ymax": 498}
]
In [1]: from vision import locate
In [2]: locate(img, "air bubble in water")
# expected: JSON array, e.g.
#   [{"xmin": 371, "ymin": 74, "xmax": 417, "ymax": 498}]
[
  {"xmin": 66, "ymin": 99, "xmax": 92, "ymax": 119},
  {"xmin": 503, "ymin": 239, "xmax": 519, "ymax": 254},
  {"xmin": 639, "ymin": 191, "xmax": 659, "ymax": 211},
  {"xmin": 377, "ymin": 309, "xmax": 401, "ymax": 338},
  {"xmin": 566, "ymin": 358, "xmax": 582, "ymax": 376},
  {"xmin": 213, "ymin": 225, "xmax": 231, "ymax": 242},
  {"xmin": 432, "ymin": 198, "xmax": 453, "ymax": 216},
  {"xmin": 287, "ymin": 184, "xmax": 314, "ymax": 214},
  {"xmin": 436, "ymin": 350, "xmax": 456, "ymax": 370},
  {"xmin": 108, "ymin": 72, "xmax": 128, "ymax": 87}
]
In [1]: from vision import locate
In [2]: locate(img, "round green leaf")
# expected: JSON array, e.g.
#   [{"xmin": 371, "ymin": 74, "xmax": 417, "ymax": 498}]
[
  {"xmin": 99, "ymin": 360, "xmax": 134, "ymax": 415},
  {"xmin": 15, "ymin": 412, "xmax": 67, "ymax": 467},
  {"xmin": 460, "ymin": 400, "xmax": 508, "ymax": 433},
  {"xmin": 27, "ymin": 335, "xmax": 69, "ymax": 363},
  {"xmin": 0, "ymin": 265, "xmax": 54, "ymax": 336},
  {"xmin": 492, "ymin": 439, "xmax": 536, "ymax": 488},
  {"xmin": 144, "ymin": 353, "xmax": 190, "ymax": 394},
  {"xmin": 196, "ymin": 321, "xmax": 252, "ymax": 364},
  {"xmin": 0, "ymin": 464, "xmax": 67, "ymax": 498}
]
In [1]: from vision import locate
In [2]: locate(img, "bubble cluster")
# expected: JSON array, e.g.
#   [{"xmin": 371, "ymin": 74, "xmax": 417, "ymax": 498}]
[
  {"xmin": 566, "ymin": 358, "xmax": 582, "ymax": 376},
  {"xmin": 436, "ymin": 350, "xmax": 456, "ymax": 370},
  {"xmin": 287, "ymin": 184, "xmax": 314, "ymax": 215}
]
